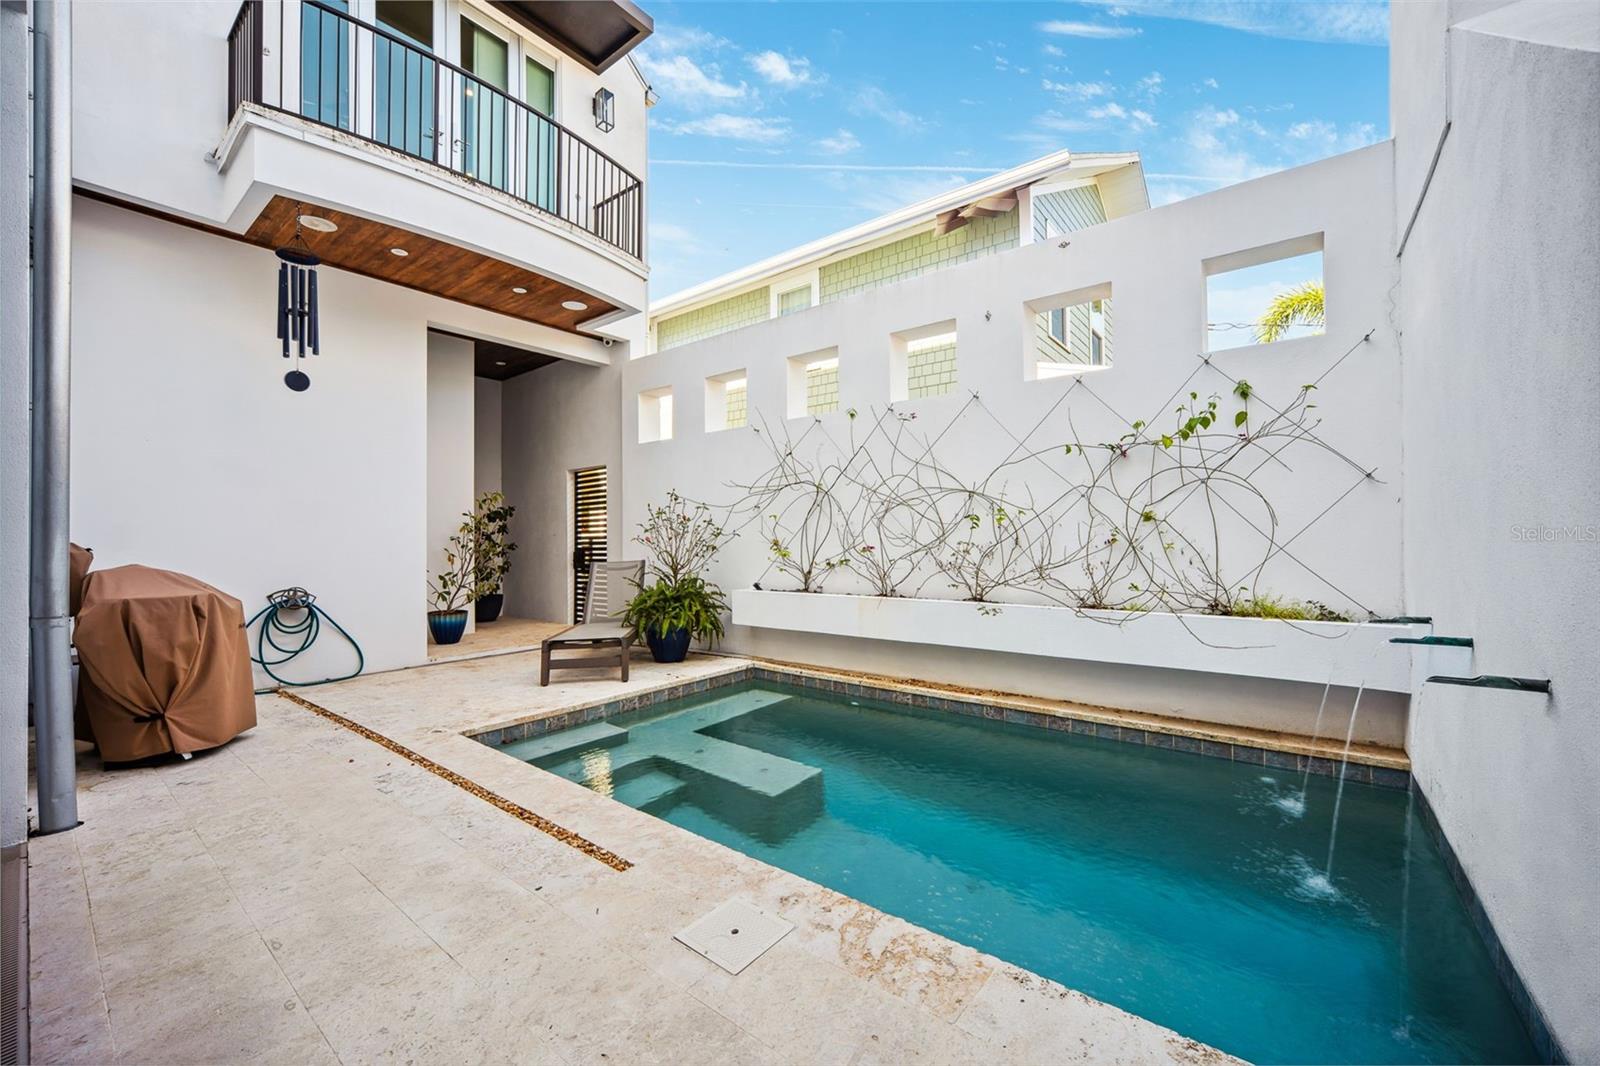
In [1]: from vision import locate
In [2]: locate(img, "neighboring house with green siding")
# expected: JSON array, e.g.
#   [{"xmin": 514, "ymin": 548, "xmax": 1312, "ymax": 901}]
[{"xmin": 647, "ymin": 149, "xmax": 1149, "ymax": 379}]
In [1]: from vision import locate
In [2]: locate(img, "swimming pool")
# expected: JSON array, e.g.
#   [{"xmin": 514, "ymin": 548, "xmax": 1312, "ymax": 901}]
[{"xmin": 505, "ymin": 680, "xmax": 1535, "ymax": 1064}]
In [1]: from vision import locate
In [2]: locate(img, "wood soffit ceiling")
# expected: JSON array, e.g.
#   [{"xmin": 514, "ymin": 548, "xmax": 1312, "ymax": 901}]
[
  {"xmin": 469, "ymin": 337, "xmax": 559, "ymax": 381},
  {"xmin": 243, "ymin": 196, "xmax": 617, "ymax": 334}
]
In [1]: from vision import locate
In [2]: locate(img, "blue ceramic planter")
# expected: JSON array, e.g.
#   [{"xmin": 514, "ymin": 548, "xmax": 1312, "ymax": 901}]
[
  {"xmin": 428, "ymin": 609, "xmax": 468, "ymax": 645},
  {"xmin": 646, "ymin": 626, "xmax": 691, "ymax": 663}
]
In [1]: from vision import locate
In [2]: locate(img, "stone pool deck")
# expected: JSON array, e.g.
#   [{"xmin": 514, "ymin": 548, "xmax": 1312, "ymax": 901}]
[{"xmin": 26, "ymin": 651, "xmax": 1266, "ymax": 1064}]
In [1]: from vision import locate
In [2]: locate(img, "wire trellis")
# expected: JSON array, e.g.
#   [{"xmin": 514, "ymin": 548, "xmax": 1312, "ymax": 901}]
[{"xmin": 678, "ymin": 330, "xmax": 1384, "ymax": 625}]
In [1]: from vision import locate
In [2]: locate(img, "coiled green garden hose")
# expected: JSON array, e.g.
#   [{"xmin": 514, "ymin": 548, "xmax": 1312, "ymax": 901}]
[{"xmin": 246, "ymin": 587, "xmax": 364, "ymax": 693}]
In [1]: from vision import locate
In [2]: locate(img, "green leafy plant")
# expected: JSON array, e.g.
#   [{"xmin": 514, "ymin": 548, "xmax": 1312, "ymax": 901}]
[
  {"xmin": 623, "ymin": 574, "xmax": 728, "ymax": 641},
  {"xmin": 1226, "ymin": 594, "xmax": 1351, "ymax": 622},
  {"xmin": 1255, "ymin": 282, "xmax": 1325, "ymax": 343},
  {"xmin": 626, "ymin": 490, "xmax": 732, "ymax": 643},
  {"xmin": 427, "ymin": 522, "xmax": 474, "ymax": 612},
  {"xmin": 469, "ymin": 491, "xmax": 518, "ymax": 599}
]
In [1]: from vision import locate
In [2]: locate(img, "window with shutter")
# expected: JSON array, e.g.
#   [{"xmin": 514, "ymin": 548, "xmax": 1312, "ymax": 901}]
[{"xmin": 572, "ymin": 467, "xmax": 608, "ymax": 622}]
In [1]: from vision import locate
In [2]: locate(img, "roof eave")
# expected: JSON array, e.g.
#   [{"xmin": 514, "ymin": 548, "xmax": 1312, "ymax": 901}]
[{"xmin": 650, "ymin": 150, "xmax": 1142, "ymax": 319}]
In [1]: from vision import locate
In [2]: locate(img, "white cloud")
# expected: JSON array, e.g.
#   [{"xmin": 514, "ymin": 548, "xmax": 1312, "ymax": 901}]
[
  {"xmin": 748, "ymin": 50, "xmax": 819, "ymax": 87},
  {"xmin": 1134, "ymin": 71, "xmax": 1164, "ymax": 99},
  {"xmin": 644, "ymin": 25, "xmax": 731, "ymax": 56},
  {"xmin": 1086, "ymin": 101, "xmax": 1158, "ymax": 132},
  {"xmin": 829, "ymin": 171, "xmax": 972, "ymax": 215},
  {"xmin": 850, "ymin": 86, "xmax": 922, "ymax": 130},
  {"xmin": 636, "ymin": 53, "xmax": 746, "ymax": 104},
  {"xmin": 1042, "ymin": 43, "xmax": 1066, "ymax": 57},
  {"xmin": 816, "ymin": 128, "xmax": 861, "ymax": 155},
  {"xmin": 1145, "ymin": 105, "xmax": 1382, "ymax": 204},
  {"xmin": 1079, "ymin": 0, "xmax": 1387, "ymax": 45},
  {"xmin": 1038, "ymin": 19, "xmax": 1143, "ymax": 39},
  {"xmin": 1202, "ymin": 77, "xmax": 1220, "ymax": 89},
  {"xmin": 1041, "ymin": 79, "xmax": 1113, "ymax": 100},
  {"xmin": 660, "ymin": 113, "xmax": 790, "ymax": 144}
]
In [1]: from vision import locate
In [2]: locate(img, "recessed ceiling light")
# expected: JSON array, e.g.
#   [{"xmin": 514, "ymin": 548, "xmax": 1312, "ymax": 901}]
[
  {"xmin": 495, "ymin": 360, "xmax": 507, "ymax": 367},
  {"xmin": 297, "ymin": 214, "xmax": 338, "ymax": 233},
  {"xmin": 562, "ymin": 300, "xmax": 589, "ymax": 311},
  {"xmin": 389, "ymin": 247, "xmax": 408, "ymax": 257},
  {"xmin": 511, "ymin": 286, "xmax": 528, "ymax": 294}
]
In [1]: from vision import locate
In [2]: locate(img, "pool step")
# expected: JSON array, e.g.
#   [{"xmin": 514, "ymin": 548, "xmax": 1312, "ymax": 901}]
[
  {"xmin": 612, "ymin": 768, "xmax": 685, "ymax": 811},
  {"xmin": 502, "ymin": 721, "xmax": 628, "ymax": 764}
]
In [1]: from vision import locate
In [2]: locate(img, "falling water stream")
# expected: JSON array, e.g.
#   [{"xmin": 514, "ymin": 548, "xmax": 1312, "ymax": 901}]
[{"xmin": 1324, "ymin": 675, "xmax": 1374, "ymax": 877}]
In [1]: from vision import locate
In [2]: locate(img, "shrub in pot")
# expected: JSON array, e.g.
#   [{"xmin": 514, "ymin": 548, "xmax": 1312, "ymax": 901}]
[
  {"xmin": 427, "ymin": 524, "xmax": 474, "ymax": 645},
  {"xmin": 469, "ymin": 491, "xmax": 517, "ymax": 624},
  {"xmin": 624, "ymin": 490, "xmax": 730, "ymax": 663},
  {"xmin": 623, "ymin": 575, "xmax": 727, "ymax": 663}
]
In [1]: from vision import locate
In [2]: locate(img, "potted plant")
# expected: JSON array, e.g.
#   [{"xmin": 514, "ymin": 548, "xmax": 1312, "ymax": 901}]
[
  {"xmin": 426, "ymin": 522, "xmax": 474, "ymax": 645},
  {"xmin": 623, "ymin": 490, "xmax": 730, "ymax": 663},
  {"xmin": 469, "ymin": 491, "xmax": 517, "ymax": 624}
]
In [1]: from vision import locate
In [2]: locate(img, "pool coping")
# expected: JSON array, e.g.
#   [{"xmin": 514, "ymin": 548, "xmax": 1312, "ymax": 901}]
[
  {"xmin": 278, "ymin": 655, "xmax": 1248, "ymax": 1064},
  {"xmin": 465, "ymin": 659, "xmax": 1412, "ymax": 788}
]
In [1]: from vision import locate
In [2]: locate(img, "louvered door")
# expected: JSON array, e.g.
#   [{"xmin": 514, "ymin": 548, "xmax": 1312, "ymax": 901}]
[{"xmin": 572, "ymin": 467, "xmax": 608, "ymax": 622}]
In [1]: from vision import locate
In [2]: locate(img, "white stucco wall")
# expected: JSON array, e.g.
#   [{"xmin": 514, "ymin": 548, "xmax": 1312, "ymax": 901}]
[
  {"xmin": 1394, "ymin": 4, "xmax": 1600, "ymax": 1059},
  {"xmin": 68, "ymin": 196, "xmax": 577, "ymax": 676},
  {"xmin": 474, "ymin": 377, "xmax": 503, "ymax": 497},
  {"xmin": 2, "ymin": 0, "xmax": 32, "ymax": 850},
  {"xmin": 426, "ymin": 332, "xmax": 475, "ymax": 632},
  {"xmin": 623, "ymin": 145, "xmax": 1405, "ymax": 735},
  {"xmin": 500, "ymin": 359, "xmax": 625, "ymax": 624}
]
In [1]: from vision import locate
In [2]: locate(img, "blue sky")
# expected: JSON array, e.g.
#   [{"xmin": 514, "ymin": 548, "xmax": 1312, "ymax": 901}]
[{"xmin": 635, "ymin": 1, "xmax": 1390, "ymax": 298}]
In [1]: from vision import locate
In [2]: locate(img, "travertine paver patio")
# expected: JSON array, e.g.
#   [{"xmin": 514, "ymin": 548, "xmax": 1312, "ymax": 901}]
[{"xmin": 28, "ymin": 651, "xmax": 1234, "ymax": 1065}]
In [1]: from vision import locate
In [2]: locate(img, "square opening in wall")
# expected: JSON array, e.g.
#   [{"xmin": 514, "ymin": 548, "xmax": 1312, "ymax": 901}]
[
  {"xmin": 786, "ymin": 347, "xmax": 840, "ymax": 418},
  {"xmin": 1025, "ymin": 282, "xmax": 1112, "ymax": 380},
  {"xmin": 1204, "ymin": 234, "xmax": 1325, "ymax": 353},
  {"xmin": 638, "ymin": 386, "xmax": 673, "ymax": 443},
  {"xmin": 890, "ymin": 320, "xmax": 958, "ymax": 402},
  {"xmin": 705, "ymin": 371, "xmax": 748, "ymax": 432}
]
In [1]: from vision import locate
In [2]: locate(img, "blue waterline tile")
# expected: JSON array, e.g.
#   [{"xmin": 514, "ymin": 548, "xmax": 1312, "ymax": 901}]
[{"xmin": 1263, "ymin": 748, "xmax": 1298, "ymax": 770}]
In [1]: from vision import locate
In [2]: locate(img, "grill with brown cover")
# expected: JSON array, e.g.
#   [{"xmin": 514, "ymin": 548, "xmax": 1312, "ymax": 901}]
[{"xmin": 74, "ymin": 565, "xmax": 256, "ymax": 761}]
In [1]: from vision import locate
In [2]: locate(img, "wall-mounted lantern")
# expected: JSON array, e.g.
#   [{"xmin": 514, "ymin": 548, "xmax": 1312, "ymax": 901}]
[{"xmin": 593, "ymin": 87, "xmax": 615, "ymax": 133}]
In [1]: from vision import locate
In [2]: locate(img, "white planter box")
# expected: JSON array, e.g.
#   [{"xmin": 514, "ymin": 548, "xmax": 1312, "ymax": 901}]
[{"xmin": 731, "ymin": 589, "xmax": 1423, "ymax": 693}]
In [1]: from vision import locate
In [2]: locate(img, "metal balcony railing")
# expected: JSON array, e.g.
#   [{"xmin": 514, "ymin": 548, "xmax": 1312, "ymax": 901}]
[{"xmin": 227, "ymin": 0, "xmax": 643, "ymax": 259}]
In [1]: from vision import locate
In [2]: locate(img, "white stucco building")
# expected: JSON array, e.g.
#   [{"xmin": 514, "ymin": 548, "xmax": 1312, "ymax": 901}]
[{"xmin": 3, "ymin": 0, "xmax": 1596, "ymax": 1062}]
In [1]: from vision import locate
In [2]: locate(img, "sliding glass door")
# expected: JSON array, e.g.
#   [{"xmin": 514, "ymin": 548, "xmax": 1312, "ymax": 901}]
[
  {"xmin": 525, "ymin": 56, "xmax": 557, "ymax": 212},
  {"xmin": 300, "ymin": 0, "xmax": 351, "ymax": 128},
  {"xmin": 460, "ymin": 16, "xmax": 509, "ymax": 191},
  {"xmin": 373, "ymin": 0, "xmax": 437, "ymax": 158}
]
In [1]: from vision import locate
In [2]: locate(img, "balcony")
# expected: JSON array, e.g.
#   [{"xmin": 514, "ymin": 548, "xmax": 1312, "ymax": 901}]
[{"xmin": 226, "ymin": 0, "xmax": 643, "ymax": 260}]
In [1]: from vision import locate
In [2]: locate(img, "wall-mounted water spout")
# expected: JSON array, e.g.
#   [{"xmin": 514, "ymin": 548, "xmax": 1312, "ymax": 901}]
[
  {"xmin": 1390, "ymin": 636, "xmax": 1474, "ymax": 648},
  {"xmin": 1372, "ymin": 616, "xmax": 1434, "ymax": 624},
  {"xmin": 1424, "ymin": 675, "xmax": 1552, "ymax": 694}
]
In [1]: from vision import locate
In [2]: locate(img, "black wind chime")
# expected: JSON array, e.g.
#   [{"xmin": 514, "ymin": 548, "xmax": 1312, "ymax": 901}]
[{"xmin": 275, "ymin": 215, "xmax": 322, "ymax": 392}]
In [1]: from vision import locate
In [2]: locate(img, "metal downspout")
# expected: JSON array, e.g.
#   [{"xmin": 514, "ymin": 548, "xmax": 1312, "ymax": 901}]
[{"xmin": 30, "ymin": 0, "xmax": 77, "ymax": 836}]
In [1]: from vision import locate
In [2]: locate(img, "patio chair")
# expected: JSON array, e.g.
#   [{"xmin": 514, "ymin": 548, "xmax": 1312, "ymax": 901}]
[{"xmin": 539, "ymin": 559, "xmax": 644, "ymax": 686}]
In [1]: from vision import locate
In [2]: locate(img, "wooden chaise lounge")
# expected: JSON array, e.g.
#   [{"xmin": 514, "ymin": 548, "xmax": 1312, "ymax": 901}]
[{"xmin": 539, "ymin": 559, "xmax": 644, "ymax": 685}]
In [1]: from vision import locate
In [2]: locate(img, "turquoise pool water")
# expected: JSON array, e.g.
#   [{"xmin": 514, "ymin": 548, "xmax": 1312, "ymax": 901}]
[{"xmin": 515, "ymin": 682, "xmax": 1535, "ymax": 1064}]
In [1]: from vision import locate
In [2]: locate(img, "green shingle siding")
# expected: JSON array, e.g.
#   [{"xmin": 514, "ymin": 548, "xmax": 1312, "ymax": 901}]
[
  {"xmin": 819, "ymin": 210, "xmax": 1019, "ymax": 303},
  {"xmin": 806, "ymin": 364, "xmax": 839, "ymax": 414},
  {"xmin": 656, "ymin": 286, "xmax": 771, "ymax": 351},
  {"xmin": 1032, "ymin": 185, "xmax": 1106, "ymax": 240},
  {"xmin": 725, "ymin": 381, "xmax": 748, "ymax": 428},
  {"xmin": 906, "ymin": 341, "xmax": 957, "ymax": 398},
  {"xmin": 1031, "ymin": 186, "xmax": 1113, "ymax": 367}
]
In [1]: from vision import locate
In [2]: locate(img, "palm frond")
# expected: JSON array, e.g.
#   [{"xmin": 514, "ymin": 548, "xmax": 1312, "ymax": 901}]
[{"xmin": 1255, "ymin": 281, "xmax": 1325, "ymax": 343}]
